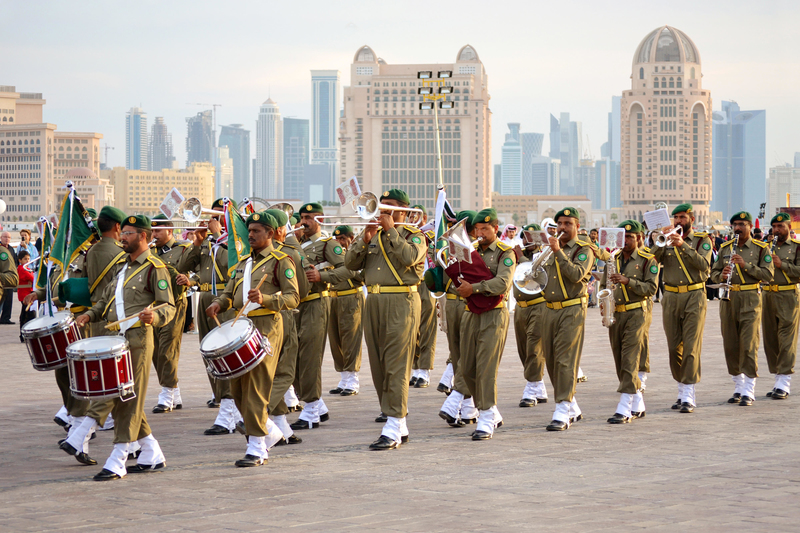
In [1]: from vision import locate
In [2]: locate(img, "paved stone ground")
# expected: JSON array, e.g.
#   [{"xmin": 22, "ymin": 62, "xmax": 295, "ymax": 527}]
[{"xmin": 1, "ymin": 297, "xmax": 798, "ymax": 532}]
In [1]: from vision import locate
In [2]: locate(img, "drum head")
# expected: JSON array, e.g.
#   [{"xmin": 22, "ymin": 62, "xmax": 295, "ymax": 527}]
[
  {"xmin": 22, "ymin": 311, "xmax": 74, "ymax": 336},
  {"xmin": 201, "ymin": 318, "xmax": 254, "ymax": 355},
  {"xmin": 67, "ymin": 336, "xmax": 129, "ymax": 359}
]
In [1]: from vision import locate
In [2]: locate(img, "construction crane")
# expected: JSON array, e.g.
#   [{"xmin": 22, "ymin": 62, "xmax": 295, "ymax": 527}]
[{"xmin": 102, "ymin": 143, "xmax": 114, "ymax": 168}]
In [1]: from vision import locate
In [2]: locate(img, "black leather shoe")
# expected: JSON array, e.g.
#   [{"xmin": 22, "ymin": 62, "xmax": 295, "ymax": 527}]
[
  {"xmin": 59, "ymin": 441, "xmax": 79, "ymax": 456},
  {"xmin": 631, "ymin": 411, "xmax": 646, "ymax": 419},
  {"xmin": 290, "ymin": 419, "xmax": 319, "ymax": 430},
  {"xmin": 570, "ymin": 414, "xmax": 584, "ymax": 424},
  {"xmin": 93, "ymin": 468, "xmax": 122, "ymax": 481},
  {"xmin": 401, "ymin": 435, "xmax": 409, "ymax": 444},
  {"xmin": 207, "ymin": 399, "xmax": 220, "ymax": 408},
  {"xmin": 409, "ymin": 376, "xmax": 418, "ymax": 386},
  {"xmin": 607, "ymin": 413, "xmax": 631, "ymax": 424},
  {"xmin": 546, "ymin": 420, "xmax": 569, "ymax": 431},
  {"xmin": 152, "ymin": 404, "xmax": 173, "ymax": 413},
  {"xmin": 128, "ymin": 462, "xmax": 166, "ymax": 473},
  {"xmin": 329, "ymin": 387, "xmax": 343, "ymax": 395},
  {"xmin": 728, "ymin": 393, "xmax": 741, "ymax": 404},
  {"xmin": 235, "ymin": 454, "xmax": 266, "ymax": 467},
  {"xmin": 680, "ymin": 402, "xmax": 695, "ymax": 413},
  {"xmin": 671, "ymin": 398, "xmax": 682, "ymax": 410},
  {"xmin": 0, "ymin": 320, "xmax": 16, "ymax": 325},
  {"xmin": 739, "ymin": 396, "xmax": 754, "ymax": 406},
  {"xmin": 54, "ymin": 417, "xmax": 69, "ymax": 428},
  {"xmin": 414, "ymin": 379, "xmax": 429, "ymax": 388},
  {"xmin": 461, "ymin": 417, "xmax": 477, "ymax": 425},
  {"xmin": 204, "ymin": 424, "xmax": 233, "ymax": 435},
  {"xmin": 369, "ymin": 435, "xmax": 399, "ymax": 450},
  {"xmin": 174, "ymin": 404, "xmax": 182, "ymax": 410},
  {"xmin": 438, "ymin": 410, "xmax": 463, "ymax": 427},
  {"xmin": 536, "ymin": 398, "xmax": 548, "ymax": 404},
  {"xmin": 75, "ymin": 452, "xmax": 97, "ymax": 466},
  {"xmin": 128, "ymin": 449, "xmax": 141, "ymax": 460},
  {"xmin": 577, "ymin": 375, "xmax": 588, "ymax": 383},
  {"xmin": 58, "ymin": 438, "xmax": 66, "ymax": 447},
  {"xmin": 519, "ymin": 397, "xmax": 537, "ymax": 407},
  {"xmin": 340, "ymin": 389, "xmax": 358, "ymax": 396},
  {"xmin": 275, "ymin": 434, "xmax": 303, "ymax": 446},
  {"xmin": 320, "ymin": 413, "xmax": 330, "ymax": 423},
  {"xmin": 437, "ymin": 383, "xmax": 451, "ymax": 395},
  {"xmin": 766, "ymin": 389, "xmax": 775, "ymax": 398},
  {"xmin": 772, "ymin": 389, "xmax": 789, "ymax": 400},
  {"xmin": 235, "ymin": 421, "xmax": 246, "ymax": 435},
  {"xmin": 375, "ymin": 412, "xmax": 388, "ymax": 423},
  {"xmin": 472, "ymin": 430, "xmax": 492, "ymax": 440},
  {"xmin": 290, "ymin": 404, "xmax": 303, "ymax": 412}
]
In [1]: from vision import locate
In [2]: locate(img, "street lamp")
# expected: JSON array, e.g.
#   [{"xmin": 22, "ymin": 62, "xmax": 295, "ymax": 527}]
[{"xmin": 417, "ymin": 70, "xmax": 454, "ymax": 189}]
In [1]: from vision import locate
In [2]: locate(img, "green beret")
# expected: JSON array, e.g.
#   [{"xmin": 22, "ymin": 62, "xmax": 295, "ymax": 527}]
[
  {"xmin": 211, "ymin": 198, "xmax": 237, "ymax": 210},
  {"xmin": 411, "ymin": 204, "xmax": 425, "ymax": 212},
  {"xmin": 246, "ymin": 211, "xmax": 278, "ymax": 229},
  {"xmin": 86, "ymin": 208, "xmax": 97, "ymax": 220},
  {"xmin": 772, "ymin": 212, "xmax": 792, "ymax": 225},
  {"xmin": 379, "ymin": 189, "xmax": 410, "ymax": 206},
  {"xmin": 474, "ymin": 208, "xmax": 498, "ymax": 225},
  {"xmin": 300, "ymin": 202, "xmax": 324, "ymax": 215},
  {"xmin": 290, "ymin": 215, "xmax": 300, "ymax": 226},
  {"xmin": 523, "ymin": 223, "xmax": 542, "ymax": 231},
  {"xmin": 98, "ymin": 206, "xmax": 126, "ymax": 225},
  {"xmin": 265, "ymin": 209, "xmax": 289, "ymax": 228},
  {"xmin": 555, "ymin": 207, "xmax": 580, "ymax": 222},
  {"xmin": 671, "ymin": 203, "xmax": 693, "ymax": 216},
  {"xmin": 730, "ymin": 211, "xmax": 752, "ymax": 224},
  {"xmin": 618, "ymin": 219, "xmax": 644, "ymax": 233},
  {"xmin": 122, "ymin": 214, "xmax": 151, "ymax": 231},
  {"xmin": 151, "ymin": 213, "xmax": 173, "ymax": 227},
  {"xmin": 333, "ymin": 225, "xmax": 354, "ymax": 237}
]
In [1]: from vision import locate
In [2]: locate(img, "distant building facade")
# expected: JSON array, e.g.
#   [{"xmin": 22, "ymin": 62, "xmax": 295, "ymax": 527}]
[
  {"xmin": 125, "ymin": 107, "xmax": 147, "ymax": 170},
  {"xmin": 219, "ymin": 124, "xmax": 250, "ymax": 201},
  {"xmin": 767, "ymin": 165, "xmax": 800, "ymax": 218},
  {"xmin": 311, "ymin": 70, "xmax": 340, "ymax": 194},
  {"xmin": 149, "ymin": 117, "xmax": 175, "ymax": 171},
  {"xmin": 500, "ymin": 123, "xmax": 521, "ymax": 195},
  {"xmin": 255, "ymin": 99, "xmax": 282, "ymax": 199},
  {"xmin": 283, "ymin": 118, "xmax": 309, "ymax": 202},
  {"xmin": 186, "ymin": 110, "xmax": 214, "ymax": 166}
]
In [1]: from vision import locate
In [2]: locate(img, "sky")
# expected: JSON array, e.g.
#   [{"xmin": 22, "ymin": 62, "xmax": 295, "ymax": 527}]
[{"xmin": 4, "ymin": 0, "xmax": 800, "ymax": 173}]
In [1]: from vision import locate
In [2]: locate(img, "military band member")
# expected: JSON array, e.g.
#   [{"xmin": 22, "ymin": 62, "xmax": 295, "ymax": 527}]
[
  {"xmin": 345, "ymin": 189, "xmax": 427, "ymax": 450},
  {"xmin": 327, "ymin": 225, "xmax": 365, "ymax": 396},
  {"xmin": 291, "ymin": 203, "xmax": 355, "ymax": 430},
  {"xmin": 206, "ymin": 212, "xmax": 300, "ymax": 466},
  {"xmin": 762, "ymin": 213, "xmax": 800, "ymax": 399},
  {"xmin": 457, "ymin": 208, "xmax": 515, "ymax": 440},
  {"xmin": 150, "ymin": 214, "xmax": 190, "ymax": 413},
  {"xmin": 514, "ymin": 223, "xmax": 549, "ymax": 407},
  {"xmin": 540, "ymin": 207, "xmax": 594, "ymax": 431},
  {"xmin": 652, "ymin": 204, "xmax": 713, "ymax": 413},
  {"xmin": 411, "ymin": 207, "xmax": 437, "ymax": 388},
  {"xmin": 636, "ymin": 232, "xmax": 653, "ymax": 393},
  {"xmin": 75, "ymin": 215, "xmax": 176, "ymax": 480},
  {"xmin": 710, "ymin": 211, "xmax": 773, "ymax": 406},
  {"xmin": 600, "ymin": 221, "xmax": 658, "ymax": 423}
]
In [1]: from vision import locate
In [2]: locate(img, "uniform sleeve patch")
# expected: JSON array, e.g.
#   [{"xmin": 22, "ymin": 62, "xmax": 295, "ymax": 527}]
[
  {"xmin": 0, "ymin": 252, "xmax": 7, "ymax": 261},
  {"xmin": 702, "ymin": 242, "xmax": 711, "ymax": 250},
  {"xmin": 577, "ymin": 253, "xmax": 587, "ymax": 261},
  {"xmin": 333, "ymin": 246, "xmax": 343, "ymax": 255},
  {"xmin": 157, "ymin": 279, "xmax": 168, "ymax": 290},
  {"xmin": 650, "ymin": 264, "xmax": 658, "ymax": 274},
  {"xmin": 285, "ymin": 268, "xmax": 295, "ymax": 279},
  {"xmin": 411, "ymin": 236, "xmax": 422, "ymax": 244},
  {"xmin": 764, "ymin": 255, "xmax": 772, "ymax": 263},
  {"xmin": 503, "ymin": 257, "xmax": 513, "ymax": 267}
]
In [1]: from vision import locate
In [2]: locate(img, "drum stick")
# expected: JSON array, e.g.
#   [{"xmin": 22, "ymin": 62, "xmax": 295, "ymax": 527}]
[
  {"xmin": 213, "ymin": 315, "xmax": 221, "ymax": 328},
  {"xmin": 104, "ymin": 302, "xmax": 170, "ymax": 329},
  {"xmin": 231, "ymin": 273, "xmax": 269, "ymax": 326}
]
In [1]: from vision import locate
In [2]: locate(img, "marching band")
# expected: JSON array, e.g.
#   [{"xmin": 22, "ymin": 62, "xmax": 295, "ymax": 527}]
[{"xmin": 7, "ymin": 184, "xmax": 799, "ymax": 481}]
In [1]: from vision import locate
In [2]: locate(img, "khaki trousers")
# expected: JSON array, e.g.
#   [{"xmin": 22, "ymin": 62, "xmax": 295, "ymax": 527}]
[
  {"xmin": 541, "ymin": 304, "xmax": 586, "ymax": 403},
  {"xmin": 640, "ymin": 300, "xmax": 652, "ymax": 373},
  {"xmin": 54, "ymin": 365, "xmax": 89, "ymax": 417},
  {"xmin": 294, "ymin": 297, "xmax": 331, "ymax": 404},
  {"xmin": 762, "ymin": 290, "xmax": 799, "ymax": 375},
  {"xmin": 363, "ymin": 292, "xmax": 421, "ymax": 418},
  {"xmin": 198, "ymin": 291, "xmax": 234, "ymax": 402},
  {"xmin": 661, "ymin": 290, "xmax": 706, "ymax": 384},
  {"xmin": 152, "ymin": 296, "xmax": 187, "ymax": 388},
  {"xmin": 608, "ymin": 308, "xmax": 646, "ymax": 393},
  {"xmin": 413, "ymin": 283, "xmax": 437, "ymax": 370},
  {"xmin": 720, "ymin": 291, "xmax": 762, "ymax": 378},
  {"xmin": 513, "ymin": 301, "xmax": 545, "ymax": 382},
  {"xmin": 328, "ymin": 291, "xmax": 364, "ymax": 373},
  {"xmin": 460, "ymin": 307, "xmax": 509, "ymax": 410},
  {"xmin": 269, "ymin": 309, "xmax": 298, "ymax": 417},
  {"xmin": 111, "ymin": 326, "xmax": 154, "ymax": 444},
  {"xmin": 446, "ymin": 297, "xmax": 470, "ymax": 396}
]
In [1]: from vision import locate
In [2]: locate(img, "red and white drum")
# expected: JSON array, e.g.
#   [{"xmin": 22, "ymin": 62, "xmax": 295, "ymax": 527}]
[
  {"xmin": 66, "ymin": 336, "xmax": 135, "ymax": 400},
  {"xmin": 21, "ymin": 311, "xmax": 82, "ymax": 371},
  {"xmin": 200, "ymin": 317, "xmax": 272, "ymax": 380}
]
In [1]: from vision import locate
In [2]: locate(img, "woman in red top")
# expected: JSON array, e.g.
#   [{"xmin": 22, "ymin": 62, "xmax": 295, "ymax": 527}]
[{"xmin": 17, "ymin": 250, "xmax": 35, "ymax": 342}]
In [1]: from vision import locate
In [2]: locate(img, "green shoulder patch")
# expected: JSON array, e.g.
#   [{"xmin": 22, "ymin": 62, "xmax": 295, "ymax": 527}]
[
  {"xmin": 411, "ymin": 236, "xmax": 422, "ymax": 244},
  {"xmin": 157, "ymin": 279, "xmax": 168, "ymax": 290},
  {"xmin": 0, "ymin": 252, "xmax": 7, "ymax": 261},
  {"xmin": 764, "ymin": 254, "xmax": 772, "ymax": 263},
  {"xmin": 503, "ymin": 257, "xmax": 514, "ymax": 267},
  {"xmin": 333, "ymin": 245, "xmax": 343, "ymax": 255},
  {"xmin": 577, "ymin": 252, "xmax": 588, "ymax": 261},
  {"xmin": 285, "ymin": 268, "xmax": 295, "ymax": 279},
  {"xmin": 649, "ymin": 264, "xmax": 658, "ymax": 274},
  {"xmin": 702, "ymin": 242, "xmax": 711, "ymax": 250}
]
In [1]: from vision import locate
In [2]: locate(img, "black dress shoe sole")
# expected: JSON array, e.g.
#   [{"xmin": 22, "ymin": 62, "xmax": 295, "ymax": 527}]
[
  {"xmin": 766, "ymin": 390, "xmax": 774, "ymax": 397},
  {"xmin": 414, "ymin": 380, "xmax": 429, "ymax": 388},
  {"xmin": 408, "ymin": 378, "xmax": 418, "ymax": 386},
  {"xmin": 75, "ymin": 452, "xmax": 98, "ymax": 466},
  {"xmin": 235, "ymin": 459, "xmax": 266, "ymax": 467},
  {"xmin": 772, "ymin": 389, "xmax": 789, "ymax": 400},
  {"xmin": 472, "ymin": 431, "xmax": 492, "ymax": 440},
  {"xmin": 728, "ymin": 394, "xmax": 742, "ymax": 404},
  {"xmin": 680, "ymin": 405, "xmax": 695, "ymax": 413},
  {"xmin": 519, "ymin": 399, "xmax": 537, "ymax": 407},
  {"xmin": 340, "ymin": 389, "xmax": 358, "ymax": 396},
  {"xmin": 329, "ymin": 388, "xmax": 343, "ymax": 395},
  {"xmin": 93, "ymin": 469, "xmax": 122, "ymax": 481},
  {"xmin": 437, "ymin": 384, "xmax": 451, "ymax": 395},
  {"xmin": 128, "ymin": 462, "xmax": 166, "ymax": 473},
  {"xmin": 204, "ymin": 425, "xmax": 233, "ymax": 435},
  {"xmin": 536, "ymin": 398, "xmax": 548, "ymax": 403},
  {"xmin": 375, "ymin": 414, "xmax": 388, "ymax": 423},
  {"xmin": 607, "ymin": 415, "xmax": 631, "ymax": 424},
  {"xmin": 546, "ymin": 422, "xmax": 569, "ymax": 431},
  {"xmin": 320, "ymin": 413, "xmax": 330, "ymax": 423},
  {"xmin": 631, "ymin": 411, "xmax": 646, "ymax": 419},
  {"xmin": 739, "ymin": 397, "xmax": 754, "ymax": 406},
  {"xmin": 54, "ymin": 417, "xmax": 69, "ymax": 428},
  {"xmin": 290, "ymin": 420, "xmax": 320, "ymax": 430},
  {"xmin": 369, "ymin": 437, "xmax": 399, "ymax": 450},
  {"xmin": 59, "ymin": 441, "xmax": 79, "ymax": 456},
  {"xmin": 152, "ymin": 404, "xmax": 173, "ymax": 413}
]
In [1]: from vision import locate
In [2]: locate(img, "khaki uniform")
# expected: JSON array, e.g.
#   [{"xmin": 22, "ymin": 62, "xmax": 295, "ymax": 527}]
[
  {"xmin": 345, "ymin": 226, "xmax": 426, "ymax": 419},
  {"xmin": 459, "ymin": 240, "xmax": 515, "ymax": 410},
  {"xmin": 328, "ymin": 272, "xmax": 365, "ymax": 374},
  {"xmin": 152, "ymin": 237, "xmax": 189, "ymax": 389},
  {"xmin": 413, "ymin": 230, "xmax": 437, "ymax": 371},
  {"xmin": 212, "ymin": 245, "xmax": 299, "ymax": 436},
  {"xmin": 513, "ymin": 252, "xmax": 547, "ymax": 386},
  {"xmin": 652, "ymin": 231, "xmax": 713, "ymax": 385},
  {"xmin": 541, "ymin": 238, "xmax": 594, "ymax": 404},
  {"xmin": 600, "ymin": 249, "xmax": 658, "ymax": 393},
  {"xmin": 710, "ymin": 237, "xmax": 773, "ymax": 378},
  {"xmin": 0, "ymin": 245, "xmax": 18, "ymax": 304},
  {"xmin": 84, "ymin": 249, "xmax": 175, "ymax": 443},
  {"xmin": 762, "ymin": 238, "xmax": 800, "ymax": 376},
  {"xmin": 444, "ymin": 268, "xmax": 469, "ymax": 396}
]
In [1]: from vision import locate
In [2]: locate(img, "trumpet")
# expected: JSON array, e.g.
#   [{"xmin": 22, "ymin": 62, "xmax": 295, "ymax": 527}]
[
  {"xmin": 512, "ymin": 232, "xmax": 564, "ymax": 294},
  {"xmin": 654, "ymin": 226, "xmax": 684, "ymax": 247},
  {"xmin": 315, "ymin": 192, "xmax": 425, "ymax": 228},
  {"xmin": 598, "ymin": 250, "xmax": 619, "ymax": 327},
  {"xmin": 155, "ymin": 197, "xmax": 222, "ymax": 230}
]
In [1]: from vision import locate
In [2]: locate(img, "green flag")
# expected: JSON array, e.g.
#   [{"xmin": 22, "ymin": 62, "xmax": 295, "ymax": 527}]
[
  {"xmin": 225, "ymin": 199, "xmax": 250, "ymax": 276},
  {"xmin": 34, "ymin": 218, "xmax": 54, "ymax": 291},
  {"xmin": 50, "ymin": 187, "xmax": 95, "ymax": 278}
]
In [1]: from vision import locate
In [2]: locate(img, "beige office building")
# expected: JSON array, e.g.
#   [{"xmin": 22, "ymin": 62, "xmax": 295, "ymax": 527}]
[
  {"xmin": 101, "ymin": 162, "xmax": 215, "ymax": 217},
  {"xmin": 54, "ymin": 131, "xmax": 102, "ymax": 179},
  {"xmin": 767, "ymin": 165, "xmax": 800, "ymax": 218},
  {"xmin": 620, "ymin": 26, "xmax": 713, "ymax": 225},
  {"xmin": 339, "ymin": 45, "xmax": 492, "ymax": 212},
  {"xmin": 54, "ymin": 168, "xmax": 115, "ymax": 212}
]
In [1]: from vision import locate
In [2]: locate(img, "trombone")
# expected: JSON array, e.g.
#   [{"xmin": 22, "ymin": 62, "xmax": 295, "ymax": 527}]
[
  {"xmin": 314, "ymin": 192, "xmax": 425, "ymax": 228},
  {"xmin": 153, "ymin": 198, "xmax": 223, "ymax": 230}
]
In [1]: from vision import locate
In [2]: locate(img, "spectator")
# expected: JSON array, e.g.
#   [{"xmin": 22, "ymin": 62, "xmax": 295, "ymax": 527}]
[
  {"xmin": 16, "ymin": 250, "xmax": 36, "ymax": 342},
  {"xmin": 0, "ymin": 231, "xmax": 18, "ymax": 324},
  {"xmin": 16, "ymin": 229, "xmax": 38, "ymax": 261}
]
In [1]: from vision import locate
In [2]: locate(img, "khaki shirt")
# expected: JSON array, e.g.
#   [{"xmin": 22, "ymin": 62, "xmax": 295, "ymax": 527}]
[
  {"xmin": 300, "ymin": 231, "xmax": 355, "ymax": 294},
  {"xmin": 177, "ymin": 233, "xmax": 229, "ymax": 290},
  {"xmin": 770, "ymin": 238, "xmax": 800, "ymax": 285},
  {"xmin": 471, "ymin": 239, "xmax": 515, "ymax": 298},
  {"xmin": 345, "ymin": 226, "xmax": 427, "ymax": 286},
  {"xmin": 156, "ymin": 237, "xmax": 189, "ymax": 268},
  {"xmin": 86, "ymin": 237, "xmax": 127, "ymax": 303},
  {"xmin": 652, "ymin": 230, "xmax": 713, "ymax": 286},
  {"xmin": 542, "ymin": 237, "xmax": 594, "ymax": 302},
  {"xmin": 276, "ymin": 240, "xmax": 310, "ymax": 300},
  {"xmin": 213, "ymin": 244, "xmax": 299, "ymax": 313},
  {"xmin": 86, "ymin": 249, "xmax": 176, "ymax": 327},
  {"xmin": 0, "ymin": 245, "xmax": 16, "ymax": 291},
  {"xmin": 710, "ymin": 237, "xmax": 774, "ymax": 285},
  {"xmin": 600, "ymin": 248, "xmax": 659, "ymax": 305}
]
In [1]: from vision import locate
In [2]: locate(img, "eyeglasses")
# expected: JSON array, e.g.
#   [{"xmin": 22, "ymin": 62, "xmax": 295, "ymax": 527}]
[{"xmin": 120, "ymin": 231, "xmax": 140, "ymax": 237}]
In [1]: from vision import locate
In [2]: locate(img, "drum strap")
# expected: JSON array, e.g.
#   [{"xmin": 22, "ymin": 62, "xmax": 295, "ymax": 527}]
[
  {"xmin": 102, "ymin": 262, "xmax": 151, "ymax": 324},
  {"xmin": 237, "ymin": 255, "xmax": 272, "ymax": 315},
  {"xmin": 90, "ymin": 251, "xmax": 127, "ymax": 295}
]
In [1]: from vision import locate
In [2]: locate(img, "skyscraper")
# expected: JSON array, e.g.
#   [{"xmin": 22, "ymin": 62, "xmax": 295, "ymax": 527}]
[
  {"xmin": 219, "ymin": 124, "xmax": 251, "ymax": 201},
  {"xmin": 311, "ymin": 70, "xmax": 340, "ymax": 193},
  {"xmin": 501, "ymin": 123, "xmax": 522, "ymax": 195},
  {"xmin": 255, "ymin": 98, "xmax": 282, "ymax": 199},
  {"xmin": 521, "ymin": 132, "xmax": 544, "ymax": 195},
  {"xmin": 493, "ymin": 164, "xmax": 502, "ymax": 194},
  {"xmin": 549, "ymin": 113, "xmax": 582, "ymax": 195},
  {"xmin": 283, "ymin": 118, "xmax": 309, "ymax": 201},
  {"xmin": 216, "ymin": 146, "xmax": 234, "ymax": 199},
  {"xmin": 620, "ymin": 25, "xmax": 713, "ymax": 225},
  {"xmin": 531, "ymin": 156, "xmax": 560, "ymax": 195},
  {"xmin": 711, "ymin": 101, "xmax": 766, "ymax": 219},
  {"xmin": 794, "ymin": 152, "xmax": 800, "ymax": 169},
  {"xmin": 186, "ymin": 110, "xmax": 214, "ymax": 166},
  {"xmin": 125, "ymin": 107, "xmax": 147, "ymax": 170},
  {"xmin": 148, "ymin": 117, "xmax": 174, "ymax": 171},
  {"xmin": 605, "ymin": 96, "xmax": 622, "ymax": 209}
]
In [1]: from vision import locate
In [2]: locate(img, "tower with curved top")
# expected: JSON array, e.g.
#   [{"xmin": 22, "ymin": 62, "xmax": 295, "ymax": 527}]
[{"xmin": 620, "ymin": 26, "xmax": 713, "ymax": 225}]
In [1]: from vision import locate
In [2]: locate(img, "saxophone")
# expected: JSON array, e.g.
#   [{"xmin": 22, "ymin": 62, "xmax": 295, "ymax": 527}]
[{"xmin": 598, "ymin": 251, "xmax": 618, "ymax": 327}]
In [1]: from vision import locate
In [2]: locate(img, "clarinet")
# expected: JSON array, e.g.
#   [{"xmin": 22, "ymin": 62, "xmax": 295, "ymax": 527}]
[{"xmin": 719, "ymin": 234, "xmax": 739, "ymax": 301}]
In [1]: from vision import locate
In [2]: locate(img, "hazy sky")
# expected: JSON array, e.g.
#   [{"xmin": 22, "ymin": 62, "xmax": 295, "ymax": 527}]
[{"xmin": 4, "ymin": 0, "xmax": 799, "ymax": 173}]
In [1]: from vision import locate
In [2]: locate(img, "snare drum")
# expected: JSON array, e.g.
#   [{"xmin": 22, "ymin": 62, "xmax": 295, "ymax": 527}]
[
  {"xmin": 21, "ymin": 311, "xmax": 82, "ymax": 371},
  {"xmin": 200, "ymin": 318, "xmax": 271, "ymax": 379},
  {"xmin": 66, "ymin": 336, "xmax": 135, "ymax": 400}
]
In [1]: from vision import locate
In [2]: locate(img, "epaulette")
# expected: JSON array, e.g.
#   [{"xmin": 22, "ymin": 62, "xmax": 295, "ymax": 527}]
[
  {"xmin": 791, "ymin": 238, "xmax": 800, "ymax": 245},
  {"xmin": 585, "ymin": 241, "xmax": 601, "ymax": 252},
  {"xmin": 720, "ymin": 239, "xmax": 735, "ymax": 248},
  {"xmin": 642, "ymin": 246, "xmax": 652, "ymax": 253},
  {"xmin": 114, "ymin": 241, "xmax": 124, "ymax": 248},
  {"xmin": 637, "ymin": 249, "xmax": 655, "ymax": 260},
  {"xmin": 321, "ymin": 237, "xmax": 333, "ymax": 242},
  {"xmin": 424, "ymin": 230, "xmax": 435, "ymax": 240},
  {"xmin": 178, "ymin": 242, "xmax": 191, "ymax": 247},
  {"xmin": 693, "ymin": 231, "xmax": 709, "ymax": 238},
  {"xmin": 403, "ymin": 225, "xmax": 421, "ymax": 234},
  {"xmin": 147, "ymin": 255, "xmax": 167, "ymax": 268},
  {"xmin": 270, "ymin": 250, "xmax": 289, "ymax": 261},
  {"xmin": 752, "ymin": 239, "xmax": 769, "ymax": 249},
  {"xmin": 496, "ymin": 241, "xmax": 512, "ymax": 252}
]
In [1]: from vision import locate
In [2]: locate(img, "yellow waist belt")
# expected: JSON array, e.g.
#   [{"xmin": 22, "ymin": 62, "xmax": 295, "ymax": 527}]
[
  {"xmin": 330, "ymin": 288, "xmax": 361, "ymax": 297},
  {"xmin": 546, "ymin": 295, "xmax": 587, "ymax": 310},
  {"xmin": 198, "ymin": 283, "xmax": 227, "ymax": 292},
  {"xmin": 465, "ymin": 300, "xmax": 506, "ymax": 313},
  {"xmin": 730, "ymin": 283, "xmax": 760, "ymax": 292},
  {"xmin": 106, "ymin": 320, "xmax": 143, "ymax": 332},
  {"xmin": 518, "ymin": 296, "xmax": 546, "ymax": 308},
  {"xmin": 368, "ymin": 284, "xmax": 418, "ymax": 294},
  {"xmin": 248, "ymin": 308, "xmax": 277, "ymax": 317},
  {"xmin": 664, "ymin": 282, "xmax": 705, "ymax": 293},
  {"xmin": 446, "ymin": 293, "xmax": 466, "ymax": 301},
  {"xmin": 766, "ymin": 284, "xmax": 799, "ymax": 292},
  {"xmin": 70, "ymin": 305, "xmax": 88, "ymax": 314},
  {"xmin": 615, "ymin": 301, "xmax": 646, "ymax": 313},
  {"xmin": 300, "ymin": 291, "xmax": 330, "ymax": 303}
]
